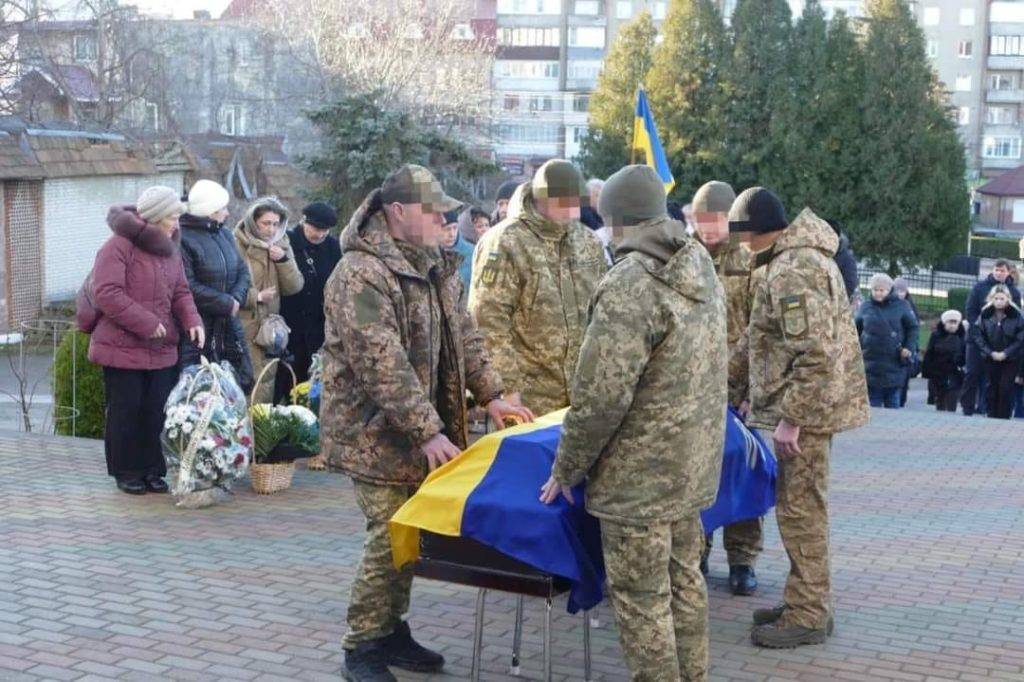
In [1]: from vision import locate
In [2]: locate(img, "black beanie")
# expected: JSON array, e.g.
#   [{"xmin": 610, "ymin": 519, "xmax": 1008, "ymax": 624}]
[
  {"xmin": 495, "ymin": 180, "xmax": 518, "ymax": 203},
  {"xmin": 728, "ymin": 187, "xmax": 788, "ymax": 235},
  {"xmin": 302, "ymin": 201, "xmax": 338, "ymax": 230}
]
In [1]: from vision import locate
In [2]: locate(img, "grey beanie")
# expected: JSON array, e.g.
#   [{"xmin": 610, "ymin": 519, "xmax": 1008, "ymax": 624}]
[
  {"xmin": 598, "ymin": 165, "xmax": 667, "ymax": 227},
  {"xmin": 692, "ymin": 181, "xmax": 736, "ymax": 214},
  {"xmin": 137, "ymin": 186, "xmax": 185, "ymax": 223}
]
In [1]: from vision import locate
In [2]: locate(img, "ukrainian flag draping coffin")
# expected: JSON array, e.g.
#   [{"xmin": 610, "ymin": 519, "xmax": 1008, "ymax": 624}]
[{"xmin": 390, "ymin": 407, "xmax": 775, "ymax": 613}]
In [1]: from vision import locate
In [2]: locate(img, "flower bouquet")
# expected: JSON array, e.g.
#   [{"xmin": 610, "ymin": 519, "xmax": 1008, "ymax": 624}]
[
  {"xmin": 162, "ymin": 359, "xmax": 252, "ymax": 509},
  {"xmin": 249, "ymin": 359, "xmax": 319, "ymax": 493},
  {"xmin": 292, "ymin": 352, "xmax": 327, "ymax": 471}
]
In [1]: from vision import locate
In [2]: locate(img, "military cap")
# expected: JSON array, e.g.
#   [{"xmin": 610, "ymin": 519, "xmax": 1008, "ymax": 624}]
[
  {"xmin": 532, "ymin": 159, "xmax": 586, "ymax": 201},
  {"xmin": 381, "ymin": 164, "xmax": 460, "ymax": 212},
  {"xmin": 728, "ymin": 187, "xmax": 788, "ymax": 235},
  {"xmin": 692, "ymin": 181, "xmax": 736, "ymax": 214},
  {"xmin": 598, "ymin": 164, "xmax": 667, "ymax": 227}
]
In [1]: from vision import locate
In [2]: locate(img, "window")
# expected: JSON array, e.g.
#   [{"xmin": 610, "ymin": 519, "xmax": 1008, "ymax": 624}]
[
  {"xmin": 495, "ymin": 60, "xmax": 560, "ymax": 78},
  {"xmin": 983, "ymin": 136, "xmax": 1021, "ymax": 159},
  {"xmin": 960, "ymin": 8, "xmax": 975, "ymax": 26},
  {"xmin": 987, "ymin": 106, "xmax": 1016, "ymax": 125},
  {"xmin": 926, "ymin": 39, "xmax": 937, "ymax": 58},
  {"xmin": 497, "ymin": 0, "xmax": 560, "ymax": 14},
  {"xmin": 572, "ymin": 126, "xmax": 587, "ymax": 143},
  {"xmin": 616, "ymin": 1, "xmax": 633, "ymax": 19},
  {"xmin": 991, "ymin": 36, "xmax": 1024, "ymax": 56},
  {"xmin": 528, "ymin": 95, "xmax": 553, "ymax": 112},
  {"xmin": 958, "ymin": 40, "xmax": 972, "ymax": 58},
  {"xmin": 73, "ymin": 34, "xmax": 97, "ymax": 61},
  {"xmin": 451, "ymin": 23, "xmax": 474, "ymax": 40},
  {"xmin": 498, "ymin": 123, "xmax": 561, "ymax": 144},
  {"xmin": 575, "ymin": 0, "xmax": 599, "ymax": 14},
  {"xmin": 923, "ymin": 7, "xmax": 940, "ymax": 26},
  {"xmin": 221, "ymin": 105, "xmax": 244, "ymax": 136},
  {"xmin": 568, "ymin": 60, "xmax": 602, "ymax": 81},
  {"xmin": 652, "ymin": 1, "xmax": 667, "ymax": 20},
  {"xmin": 569, "ymin": 26, "xmax": 605, "ymax": 48},
  {"xmin": 573, "ymin": 94, "xmax": 590, "ymax": 112},
  {"xmin": 991, "ymin": 73, "xmax": 1016, "ymax": 91},
  {"xmin": 503, "ymin": 94, "xmax": 520, "ymax": 111},
  {"xmin": 957, "ymin": 107, "xmax": 970, "ymax": 125},
  {"xmin": 955, "ymin": 75, "xmax": 971, "ymax": 92},
  {"xmin": 1013, "ymin": 199, "xmax": 1024, "ymax": 223},
  {"xmin": 499, "ymin": 27, "xmax": 560, "ymax": 46},
  {"xmin": 146, "ymin": 102, "xmax": 159, "ymax": 131}
]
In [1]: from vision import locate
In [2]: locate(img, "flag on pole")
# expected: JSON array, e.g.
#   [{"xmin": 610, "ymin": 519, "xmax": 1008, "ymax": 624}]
[{"xmin": 632, "ymin": 87, "xmax": 675, "ymax": 194}]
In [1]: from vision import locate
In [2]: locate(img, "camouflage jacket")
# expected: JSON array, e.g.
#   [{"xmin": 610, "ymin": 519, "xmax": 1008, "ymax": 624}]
[
  {"xmin": 321, "ymin": 190, "xmax": 504, "ymax": 485},
  {"xmin": 712, "ymin": 239, "xmax": 754, "ymax": 406},
  {"xmin": 468, "ymin": 184, "xmax": 606, "ymax": 416},
  {"xmin": 747, "ymin": 208, "xmax": 870, "ymax": 435},
  {"xmin": 552, "ymin": 218, "xmax": 728, "ymax": 523}
]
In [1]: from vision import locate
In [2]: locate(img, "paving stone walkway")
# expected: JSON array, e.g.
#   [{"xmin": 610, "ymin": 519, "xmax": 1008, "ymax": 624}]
[{"xmin": 1, "ymin": 381, "xmax": 1023, "ymax": 681}]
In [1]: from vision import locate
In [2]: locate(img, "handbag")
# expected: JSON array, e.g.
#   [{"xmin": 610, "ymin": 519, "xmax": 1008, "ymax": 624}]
[{"xmin": 254, "ymin": 313, "xmax": 290, "ymax": 357}]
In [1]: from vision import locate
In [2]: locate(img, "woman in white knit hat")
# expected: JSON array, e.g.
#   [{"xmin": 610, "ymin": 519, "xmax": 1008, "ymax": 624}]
[
  {"xmin": 177, "ymin": 179, "xmax": 255, "ymax": 392},
  {"xmin": 81, "ymin": 186, "xmax": 203, "ymax": 495}
]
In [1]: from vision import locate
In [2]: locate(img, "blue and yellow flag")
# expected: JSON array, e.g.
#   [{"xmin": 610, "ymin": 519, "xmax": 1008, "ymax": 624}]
[
  {"xmin": 390, "ymin": 407, "xmax": 775, "ymax": 613},
  {"xmin": 632, "ymin": 87, "xmax": 675, "ymax": 193}
]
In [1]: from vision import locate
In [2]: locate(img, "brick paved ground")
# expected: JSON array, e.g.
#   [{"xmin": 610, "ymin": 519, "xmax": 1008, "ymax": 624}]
[{"xmin": 1, "ymin": 380, "xmax": 1023, "ymax": 681}]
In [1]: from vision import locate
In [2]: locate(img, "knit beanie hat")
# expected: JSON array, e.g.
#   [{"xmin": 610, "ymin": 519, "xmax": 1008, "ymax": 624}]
[
  {"xmin": 532, "ymin": 159, "xmax": 586, "ymax": 201},
  {"xmin": 302, "ymin": 201, "xmax": 338, "ymax": 230},
  {"xmin": 728, "ymin": 187, "xmax": 788, "ymax": 235},
  {"xmin": 137, "ymin": 186, "xmax": 185, "ymax": 223},
  {"xmin": 598, "ymin": 165, "xmax": 667, "ymax": 227},
  {"xmin": 187, "ymin": 179, "xmax": 230, "ymax": 219},
  {"xmin": 940, "ymin": 309, "xmax": 962, "ymax": 325},
  {"xmin": 692, "ymin": 181, "xmax": 736, "ymax": 214},
  {"xmin": 893, "ymin": 277, "xmax": 910, "ymax": 294},
  {"xmin": 495, "ymin": 180, "xmax": 518, "ymax": 203}
]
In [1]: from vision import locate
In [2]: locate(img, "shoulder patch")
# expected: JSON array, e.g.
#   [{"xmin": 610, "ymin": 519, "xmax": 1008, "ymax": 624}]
[
  {"xmin": 780, "ymin": 294, "xmax": 807, "ymax": 339},
  {"xmin": 480, "ymin": 251, "xmax": 502, "ymax": 285}
]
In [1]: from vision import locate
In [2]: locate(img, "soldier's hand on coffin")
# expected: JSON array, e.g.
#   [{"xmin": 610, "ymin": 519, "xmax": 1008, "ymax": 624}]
[
  {"xmin": 772, "ymin": 419, "xmax": 802, "ymax": 459},
  {"xmin": 421, "ymin": 432, "xmax": 461, "ymax": 471},
  {"xmin": 539, "ymin": 475, "xmax": 575, "ymax": 506},
  {"xmin": 486, "ymin": 398, "xmax": 535, "ymax": 428},
  {"xmin": 738, "ymin": 400, "xmax": 751, "ymax": 420}
]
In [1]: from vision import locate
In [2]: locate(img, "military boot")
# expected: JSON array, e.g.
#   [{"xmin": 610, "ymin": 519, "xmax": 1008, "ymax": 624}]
[
  {"xmin": 700, "ymin": 533, "xmax": 713, "ymax": 576},
  {"xmin": 751, "ymin": 621, "xmax": 829, "ymax": 648},
  {"xmin": 751, "ymin": 605, "xmax": 834, "ymax": 634},
  {"xmin": 380, "ymin": 621, "xmax": 445, "ymax": 673},
  {"xmin": 729, "ymin": 565, "xmax": 758, "ymax": 596},
  {"xmin": 342, "ymin": 641, "xmax": 396, "ymax": 682}
]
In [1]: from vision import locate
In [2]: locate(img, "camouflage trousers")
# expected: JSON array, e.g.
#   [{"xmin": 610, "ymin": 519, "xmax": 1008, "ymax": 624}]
[
  {"xmin": 341, "ymin": 481, "xmax": 415, "ymax": 649},
  {"xmin": 601, "ymin": 513, "xmax": 708, "ymax": 682},
  {"xmin": 775, "ymin": 431, "xmax": 832, "ymax": 629},
  {"xmin": 701, "ymin": 517, "xmax": 764, "ymax": 567}
]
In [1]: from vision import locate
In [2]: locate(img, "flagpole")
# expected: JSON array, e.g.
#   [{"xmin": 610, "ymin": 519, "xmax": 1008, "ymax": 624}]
[{"xmin": 631, "ymin": 86, "xmax": 641, "ymax": 165}]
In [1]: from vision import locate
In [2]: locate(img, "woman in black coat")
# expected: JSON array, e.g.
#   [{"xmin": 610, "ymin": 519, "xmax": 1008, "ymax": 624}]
[
  {"xmin": 970, "ymin": 285, "xmax": 1024, "ymax": 419},
  {"xmin": 856, "ymin": 274, "xmax": 919, "ymax": 409},
  {"xmin": 177, "ymin": 180, "xmax": 254, "ymax": 392},
  {"xmin": 921, "ymin": 311, "xmax": 966, "ymax": 412}
]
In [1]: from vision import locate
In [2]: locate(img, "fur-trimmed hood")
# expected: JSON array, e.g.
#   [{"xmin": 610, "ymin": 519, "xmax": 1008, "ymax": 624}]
[{"xmin": 106, "ymin": 205, "xmax": 177, "ymax": 257}]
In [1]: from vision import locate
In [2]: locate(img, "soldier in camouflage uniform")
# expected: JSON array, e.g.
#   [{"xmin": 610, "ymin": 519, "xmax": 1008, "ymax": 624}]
[
  {"xmin": 321, "ymin": 164, "xmax": 533, "ymax": 682},
  {"xmin": 468, "ymin": 160, "xmax": 607, "ymax": 416},
  {"xmin": 728, "ymin": 187, "xmax": 869, "ymax": 649},
  {"xmin": 691, "ymin": 181, "xmax": 763, "ymax": 596},
  {"xmin": 542, "ymin": 165, "xmax": 727, "ymax": 681}
]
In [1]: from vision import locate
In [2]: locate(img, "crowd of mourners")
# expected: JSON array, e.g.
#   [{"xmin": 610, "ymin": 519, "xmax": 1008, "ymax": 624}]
[{"xmin": 79, "ymin": 158, "xmax": 1020, "ymax": 682}]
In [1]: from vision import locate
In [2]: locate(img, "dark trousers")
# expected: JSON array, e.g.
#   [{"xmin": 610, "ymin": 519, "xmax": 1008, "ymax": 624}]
[
  {"xmin": 985, "ymin": 361, "xmax": 1018, "ymax": 419},
  {"xmin": 273, "ymin": 331, "xmax": 319, "ymax": 404},
  {"xmin": 928, "ymin": 377, "xmax": 961, "ymax": 412},
  {"xmin": 102, "ymin": 366, "xmax": 179, "ymax": 481},
  {"xmin": 868, "ymin": 385, "xmax": 901, "ymax": 409},
  {"xmin": 960, "ymin": 343, "xmax": 988, "ymax": 414}
]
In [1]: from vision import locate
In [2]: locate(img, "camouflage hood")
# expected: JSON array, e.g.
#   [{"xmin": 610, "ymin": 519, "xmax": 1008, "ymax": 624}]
[
  {"xmin": 613, "ymin": 217, "xmax": 718, "ymax": 303},
  {"xmin": 770, "ymin": 208, "xmax": 839, "ymax": 261}
]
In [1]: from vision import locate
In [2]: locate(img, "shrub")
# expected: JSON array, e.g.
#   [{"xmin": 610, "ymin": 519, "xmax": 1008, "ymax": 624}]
[
  {"xmin": 947, "ymin": 287, "xmax": 970, "ymax": 315},
  {"xmin": 969, "ymin": 236, "xmax": 1020, "ymax": 261},
  {"xmin": 52, "ymin": 331, "xmax": 105, "ymax": 438}
]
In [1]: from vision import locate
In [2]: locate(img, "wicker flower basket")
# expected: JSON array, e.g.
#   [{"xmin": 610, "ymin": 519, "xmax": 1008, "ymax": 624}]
[{"xmin": 250, "ymin": 359, "xmax": 298, "ymax": 495}]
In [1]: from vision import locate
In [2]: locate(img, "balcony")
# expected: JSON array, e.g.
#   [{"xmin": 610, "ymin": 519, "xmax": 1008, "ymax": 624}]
[
  {"xmin": 981, "ymin": 157, "xmax": 1022, "ymax": 170},
  {"xmin": 988, "ymin": 55, "xmax": 1024, "ymax": 70},
  {"xmin": 987, "ymin": 89, "xmax": 1024, "ymax": 103}
]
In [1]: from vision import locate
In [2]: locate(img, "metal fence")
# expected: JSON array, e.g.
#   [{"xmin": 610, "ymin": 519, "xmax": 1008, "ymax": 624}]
[{"xmin": 856, "ymin": 267, "xmax": 979, "ymax": 317}]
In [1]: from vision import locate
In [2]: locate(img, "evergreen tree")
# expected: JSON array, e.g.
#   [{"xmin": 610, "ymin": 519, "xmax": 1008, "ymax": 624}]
[
  {"xmin": 646, "ymin": 0, "xmax": 730, "ymax": 201},
  {"xmin": 722, "ymin": 0, "xmax": 793, "ymax": 192},
  {"xmin": 772, "ymin": 0, "xmax": 830, "ymax": 211},
  {"xmin": 857, "ymin": 0, "xmax": 968, "ymax": 270},
  {"xmin": 577, "ymin": 11, "xmax": 658, "ymax": 179}
]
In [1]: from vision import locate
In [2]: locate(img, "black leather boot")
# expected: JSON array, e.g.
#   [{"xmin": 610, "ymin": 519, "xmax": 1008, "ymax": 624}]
[
  {"xmin": 380, "ymin": 621, "xmax": 444, "ymax": 673},
  {"xmin": 341, "ymin": 641, "xmax": 396, "ymax": 682}
]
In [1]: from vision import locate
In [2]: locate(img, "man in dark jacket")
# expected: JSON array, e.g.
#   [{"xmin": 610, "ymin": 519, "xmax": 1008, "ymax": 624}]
[
  {"xmin": 961, "ymin": 260, "xmax": 1022, "ymax": 415},
  {"xmin": 178, "ymin": 180, "xmax": 254, "ymax": 392},
  {"xmin": 826, "ymin": 219, "xmax": 858, "ymax": 305},
  {"xmin": 275, "ymin": 201, "xmax": 342, "ymax": 403}
]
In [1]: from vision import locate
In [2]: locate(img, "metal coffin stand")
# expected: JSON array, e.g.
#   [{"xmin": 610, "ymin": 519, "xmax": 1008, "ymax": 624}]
[{"xmin": 415, "ymin": 532, "xmax": 593, "ymax": 681}]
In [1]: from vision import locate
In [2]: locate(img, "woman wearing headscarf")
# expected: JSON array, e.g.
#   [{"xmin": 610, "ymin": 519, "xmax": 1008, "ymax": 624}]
[{"xmin": 233, "ymin": 197, "xmax": 304, "ymax": 404}]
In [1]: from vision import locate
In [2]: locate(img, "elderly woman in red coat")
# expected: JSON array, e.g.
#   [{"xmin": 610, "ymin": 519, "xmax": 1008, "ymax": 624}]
[{"xmin": 84, "ymin": 186, "xmax": 204, "ymax": 495}]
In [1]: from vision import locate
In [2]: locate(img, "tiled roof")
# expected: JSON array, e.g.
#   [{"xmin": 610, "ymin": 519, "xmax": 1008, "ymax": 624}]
[
  {"xmin": 0, "ymin": 121, "xmax": 157, "ymax": 180},
  {"xmin": 977, "ymin": 165, "xmax": 1024, "ymax": 197}
]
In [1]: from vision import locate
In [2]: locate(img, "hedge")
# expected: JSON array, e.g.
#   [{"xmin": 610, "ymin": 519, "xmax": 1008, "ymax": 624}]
[
  {"xmin": 970, "ymin": 236, "xmax": 1022, "ymax": 261},
  {"xmin": 947, "ymin": 287, "xmax": 971, "ymax": 315},
  {"xmin": 52, "ymin": 331, "xmax": 105, "ymax": 438}
]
